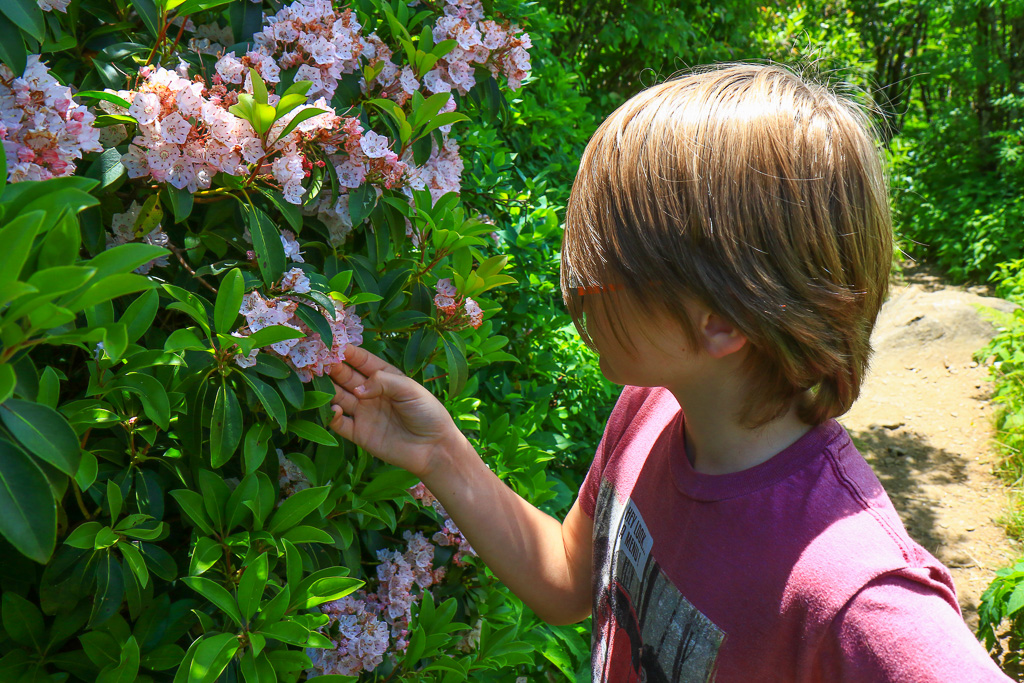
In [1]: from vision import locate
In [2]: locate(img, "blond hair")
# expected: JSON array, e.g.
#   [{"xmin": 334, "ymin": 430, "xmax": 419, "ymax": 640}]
[{"xmin": 561, "ymin": 63, "xmax": 893, "ymax": 427}]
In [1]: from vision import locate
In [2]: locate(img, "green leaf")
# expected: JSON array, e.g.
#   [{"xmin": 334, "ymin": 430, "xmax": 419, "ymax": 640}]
[
  {"xmin": 90, "ymin": 552, "xmax": 125, "ymax": 627},
  {"xmin": 255, "ymin": 102, "xmax": 277, "ymax": 135},
  {"xmin": 140, "ymin": 642, "xmax": 185, "ymax": 671},
  {"xmin": 86, "ymin": 147, "xmax": 127, "ymax": 190},
  {"xmin": 78, "ymin": 243, "xmax": 167, "ymax": 283},
  {"xmin": 359, "ymin": 467, "xmax": 419, "ymax": 502},
  {"xmin": 210, "ymin": 380, "xmax": 243, "ymax": 468},
  {"xmin": 189, "ymin": 536, "xmax": 222, "ymax": 578},
  {"xmin": 2, "ymin": 592, "xmax": 45, "ymax": 650},
  {"xmin": 65, "ymin": 273, "xmax": 158, "ymax": 313},
  {"xmin": 133, "ymin": 193, "xmax": 163, "ymax": 236},
  {"xmin": 282, "ymin": 538, "xmax": 302, "ymax": 589},
  {"xmin": 169, "ymin": 489, "xmax": 215, "ymax": 536},
  {"xmin": 189, "ymin": 632, "xmax": 240, "ymax": 683},
  {"xmin": 119, "ymin": 541, "xmax": 149, "ymax": 589},
  {"xmin": 172, "ymin": 0, "xmax": 236, "ymax": 16},
  {"xmin": 240, "ymin": 650, "xmax": 277, "ymax": 683},
  {"xmin": 273, "ymin": 93, "xmax": 308, "ymax": 120},
  {"xmin": 418, "ymin": 111, "xmax": 470, "ymax": 139},
  {"xmin": 244, "ymin": 205, "xmax": 286, "ymax": 288},
  {"xmin": 0, "ymin": 399, "xmax": 81, "ymax": 476},
  {"xmin": 0, "ymin": 12, "xmax": 26, "ymax": 78},
  {"xmin": 0, "ymin": 0, "xmax": 45, "ymax": 42},
  {"xmin": 225, "ymin": 472, "xmax": 258, "ymax": 530},
  {"xmin": 243, "ymin": 422, "xmax": 271, "ymax": 475},
  {"xmin": 182, "ymin": 577, "xmax": 243, "ymax": 627},
  {"xmin": 0, "ymin": 365, "xmax": 15, "ymax": 405},
  {"xmin": 198, "ymin": 469, "xmax": 230, "ymax": 533},
  {"xmin": 267, "ymin": 485, "xmax": 330, "ymax": 534},
  {"xmin": 64, "ymin": 521, "xmax": 102, "ymax": 549},
  {"xmin": 286, "ymin": 418, "xmax": 338, "ymax": 446},
  {"xmin": 120, "ymin": 289, "xmax": 159, "ymax": 343},
  {"xmin": 293, "ymin": 576, "xmax": 362, "ymax": 610},
  {"xmin": 274, "ymin": 107, "xmax": 328, "ymax": 143},
  {"xmin": 293, "ymin": 302, "xmax": 332, "ymax": 349},
  {"xmin": 108, "ymin": 372, "xmax": 170, "ymax": 430},
  {"xmin": 250, "ymin": 68, "xmax": 269, "ymax": 105},
  {"xmin": 130, "ymin": 0, "xmax": 160, "ymax": 38},
  {"xmin": 106, "ymin": 479, "xmax": 123, "ymax": 521},
  {"xmin": 164, "ymin": 327, "xmax": 207, "ymax": 352},
  {"xmin": 441, "ymin": 332, "xmax": 469, "ymax": 398},
  {"xmin": 236, "ymin": 324, "xmax": 305, "ymax": 352},
  {"xmin": 242, "ymin": 472, "xmax": 274, "ymax": 530},
  {"xmin": 281, "ymin": 525, "xmax": 334, "ymax": 545},
  {"xmin": 1007, "ymin": 581, "xmax": 1024, "ymax": 616},
  {"xmin": 328, "ymin": 270, "xmax": 353, "ymax": 294},
  {"xmin": 239, "ymin": 372, "xmax": 287, "ymax": 429},
  {"xmin": 347, "ymin": 182, "xmax": 376, "ymax": 228},
  {"xmin": 237, "ymin": 552, "xmax": 268, "ymax": 622},
  {"xmin": 94, "ymin": 526, "xmax": 119, "ymax": 549},
  {"xmin": 282, "ymin": 80, "xmax": 312, "ymax": 98},
  {"xmin": 0, "ymin": 210, "xmax": 43, "ymax": 288},
  {"xmin": 101, "ymin": 323, "xmax": 130, "ymax": 362},
  {"xmin": 75, "ymin": 449, "xmax": 98, "ymax": 491},
  {"xmin": 165, "ymin": 184, "xmax": 194, "ymax": 223},
  {"xmin": 74, "ymin": 90, "xmax": 132, "ymax": 110},
  {"xmin": 96, "ymin": 634, "xmax": 140, "ymax": 683},
  {"xmin": 214, "ymin": 268, "xmax": 245, "ymax": 335},
  {"xmin": 255, "ymin": 187, "xmax": 302, "ymax": 231}
]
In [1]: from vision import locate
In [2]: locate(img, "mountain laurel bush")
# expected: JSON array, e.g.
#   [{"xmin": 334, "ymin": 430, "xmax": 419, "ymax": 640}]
[{"xmin": 0, "ymin": 0, "xmax": 592, "ymax": 680}]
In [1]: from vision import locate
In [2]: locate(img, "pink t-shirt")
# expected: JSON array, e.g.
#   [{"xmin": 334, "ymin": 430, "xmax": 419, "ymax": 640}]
[{"xmin": 580, "ymin": 386, "xmax": 1010, "ymax": 682}]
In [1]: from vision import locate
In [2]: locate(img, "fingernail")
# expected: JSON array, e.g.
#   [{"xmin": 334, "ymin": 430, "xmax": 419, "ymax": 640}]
[{"xmin": 354, "ymin": 385, "xmax": 366, "ymax": 395}]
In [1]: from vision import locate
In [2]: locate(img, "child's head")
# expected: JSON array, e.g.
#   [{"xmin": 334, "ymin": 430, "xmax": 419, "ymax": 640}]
[{"xmin": 561, "ymin": 63, "xmax": 893, "ymax": 428}]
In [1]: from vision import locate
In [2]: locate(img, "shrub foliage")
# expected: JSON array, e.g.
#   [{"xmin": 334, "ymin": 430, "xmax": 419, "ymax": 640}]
[{"xmin": 0, "ymin": 0, "xmax": 600, "ymax": 681}]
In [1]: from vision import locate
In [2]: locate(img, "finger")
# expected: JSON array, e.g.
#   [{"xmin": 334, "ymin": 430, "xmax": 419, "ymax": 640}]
[
  {"xmin": 331, "ymin": 382, "xmax": 360, "ymax": 414},
  {"xmin": 328, "ymin": 404, "xmax": 354, "ymax": 441},
  {"xmin": 328, "ymin": 355, "xmax": 367, "ymax": 390},
  {"xmin": 352, "ymin": 368, "xmax": 413, "ymax": 401},
  {"xmin": 341, "ymin": 344, "xmax": 404, "ymax": 378}
]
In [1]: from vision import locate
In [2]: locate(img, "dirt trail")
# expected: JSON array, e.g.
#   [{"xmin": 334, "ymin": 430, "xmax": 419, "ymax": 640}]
[{"xmin": 839, "ymin": 264, "xmax": 1020, "ymax": 631}]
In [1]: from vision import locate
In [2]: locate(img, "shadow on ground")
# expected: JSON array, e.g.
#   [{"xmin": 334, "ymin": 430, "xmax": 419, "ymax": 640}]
[{"xmin": 848, "ymin": 426, "xmax": 970, "ymax": 562}]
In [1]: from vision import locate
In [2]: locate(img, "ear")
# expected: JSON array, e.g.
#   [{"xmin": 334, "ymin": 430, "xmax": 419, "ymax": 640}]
[{"xmin": 698, "ymin": 311, "xmax": 748, "ymax": 359}]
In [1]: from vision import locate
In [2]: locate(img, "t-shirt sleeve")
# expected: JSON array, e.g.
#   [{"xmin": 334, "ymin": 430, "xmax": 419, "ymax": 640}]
[
  {"xmin": 816, "ymin": 573, "xmax": 1011, "ymax": 681},
  {"xmin": 578, "ymin": 386, "xmax": 643, "ymax": 519},
  {"xmin": 579, "ymin": 429, "xmax": 608, "ymax": 519}
]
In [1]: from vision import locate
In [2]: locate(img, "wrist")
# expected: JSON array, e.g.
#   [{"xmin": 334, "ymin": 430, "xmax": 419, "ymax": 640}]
[{"xmin": 420, "ymin": 426, "xmax": 473, "ymax": 487}]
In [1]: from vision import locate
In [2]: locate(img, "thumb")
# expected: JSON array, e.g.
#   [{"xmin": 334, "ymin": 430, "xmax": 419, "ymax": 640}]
[{"xmin": 354, "ymin": 369, "xmax": 415, "ymax": 401}]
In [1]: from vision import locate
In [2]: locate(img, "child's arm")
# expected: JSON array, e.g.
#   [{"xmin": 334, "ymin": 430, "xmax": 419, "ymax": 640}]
[
  {"xmin": 328, "ymin": 345, "xmax": 594, "ymax": 626},
  {"xmin": 820, "ymin": 574, "xmax": 1012, "ymax": 680}
]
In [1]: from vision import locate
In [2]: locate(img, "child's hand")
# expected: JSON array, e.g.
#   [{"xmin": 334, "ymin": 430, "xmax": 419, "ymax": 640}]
[{"xmin": 327, "ymin": 344, "xmax": 459, "ymax": 479}]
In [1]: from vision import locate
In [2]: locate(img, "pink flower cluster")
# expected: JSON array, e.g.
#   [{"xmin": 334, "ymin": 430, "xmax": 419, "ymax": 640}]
[
  {"xmin": 423, "ymin": 0, "xmax": 533, "ymax": 94},
  {"xmin": 232, "ymin": 282, "xmax": 364, "ymax": 382},
  {"xmin": 404, "ymin": 136, "xmax": 464, "ymax": 205},
  {"xmin": 433, "ymin": 278, "xmax": 483, "ymax": 330},
  {"xmin": 277, "ymin": 449, "xmax": 311, "ymax": 499},
  {"xmin": 253, "ymin": 0, "xmax": 365, "ymax": 101},
  {"xmin": 0, "ymin": 56, "xmax": 102, "ymax": 183},
  {"xmin": 308, "ymin": 595, "xmax": 390, "ymax": 676},
  {"xmin": 104, "ymin": 201, "xmax": 171, "ymax": 275},
  {"xmin": 113, "ymin": 64, "xmax": 339, "ymax": 202},
  {"xmin": 408, "ymin": 482, "xmax": 477, "ymax": 566},
  {"xmin": 37, "ymin": 0, "xmax": 71, "ymax": 12},
  {"xmin": 309, "ymin": 531, "xmax": 444, "ymax": 677},
  {"xmin": 306, "ymin": 117, "xmax": 411, "ymax": 245}
]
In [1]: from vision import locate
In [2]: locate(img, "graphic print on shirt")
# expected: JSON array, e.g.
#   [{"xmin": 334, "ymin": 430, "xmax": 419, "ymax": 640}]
[{"xmin": 592, "ymin": 478, "xmax": 724, "ymax": 682}]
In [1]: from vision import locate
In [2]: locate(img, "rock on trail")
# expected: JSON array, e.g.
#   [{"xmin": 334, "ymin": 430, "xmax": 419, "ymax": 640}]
[{"xmin": 839, "ymin": 265, "xmax": 1020, "ymax": 630}]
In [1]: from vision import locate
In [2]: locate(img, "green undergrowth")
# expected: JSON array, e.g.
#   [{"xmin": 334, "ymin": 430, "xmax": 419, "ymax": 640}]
[{"xmin": 975, "ymin": 258, "xmax": 1024, "ymax": 659}]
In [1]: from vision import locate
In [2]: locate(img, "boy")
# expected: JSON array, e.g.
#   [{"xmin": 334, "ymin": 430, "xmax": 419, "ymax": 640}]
[{"xmin": 328, "ymin": 64, "xmax": 1010, "ymax": 681}]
